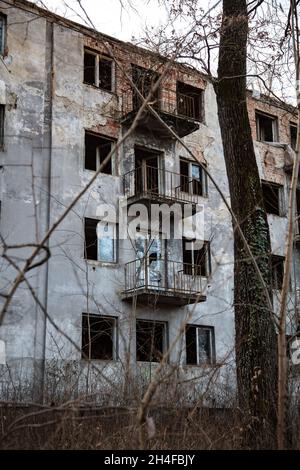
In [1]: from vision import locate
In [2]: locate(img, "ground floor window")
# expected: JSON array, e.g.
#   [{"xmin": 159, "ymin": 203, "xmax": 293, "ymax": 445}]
[
  {"xmin": 185, "ymin": 325, "xmax": 215, "ymax": 365},
  {"xmin": 82, "ymin": 314, "xmax": 117, "ymax": 360},
  {"xmin": 136, "ymin": 320, "xmax": 168, "ymax": 362}
]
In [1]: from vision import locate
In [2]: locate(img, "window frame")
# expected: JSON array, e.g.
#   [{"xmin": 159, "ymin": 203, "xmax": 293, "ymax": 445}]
[
  {"xmin": 83, "ymin": 48, "xmax": 115, "ymax": 93},
  {"xmin": 84, "ymin": 131, "xmax": 115, "ymax": 175},
  {"xmin": 179, "ymin": 158, "xmax": 208, "ymax": 197},
  {"xmin": 271, "ymin": 254, "xmax": 285, "ymax": 291},
  {"xmin": 256, "ymin": 111, "xmax": 279, "ymax": 143},
  {"xmin": 0, "ymin": 13, "xmax": 6, "ymax": 57},
  {"xmin": 290, "ymin": 122, "xmax": 297, "ymax": 150},
  {"xmin": 182, "ymin": 239, "xmax": 211, "ymax": 277},
  {"xmin": 84, "ymin": 217, "xmax": 118, "ymax": 264},
  {"xmin": 261, "ymin": 180, "xmax": 284, "ymax": 216},
  {"xmin": 136, "ymin": 319, "xmax": 168, "ymax": 363},
  {"xmin": 177, "ymin": 81, "xmax": 204, "ymax": 122},
  {"xmin": 185, "ymin": 324, "xmax": 216, "ymax": 366},
  {"xmin": 131, "ymin": 63, "xmax": 161, "ymax": 111},
  {"xmin": 81, "ymin": 313, "xmax": 118, "ymax": 361}
]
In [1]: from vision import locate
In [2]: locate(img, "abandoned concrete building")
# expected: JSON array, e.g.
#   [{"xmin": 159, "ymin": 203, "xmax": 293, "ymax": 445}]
[{"xmin": 0, "ymin": 0, "xmax": 299, "ymax": 402}]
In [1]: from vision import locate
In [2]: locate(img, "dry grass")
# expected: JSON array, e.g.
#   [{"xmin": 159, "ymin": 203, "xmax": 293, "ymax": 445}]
[{"xmin": 0, "ymin": 403, "xmax": 299, "ymax": 450}]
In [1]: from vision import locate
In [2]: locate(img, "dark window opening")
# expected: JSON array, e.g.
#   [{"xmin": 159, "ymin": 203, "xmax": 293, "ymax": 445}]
[
  {"xmin": 99, "ymin": 57, "xmax": 112, "ymax": 91},
  {"xmin": 261, "ymin": 181, "xmax": 282, "ymax": 215},
  {"xmin": 290, "ymin": 123, "xmax": 297, "ymax": 150},
  {"xmin": 0, "ymin": 105, "xmax": 4, "ymax": 148},
  {"xmin": 84, "ymin": 218, "xmax": 98, "ymax": 261},
  {"xmin": 180, "ymin": 159, "xmax": 205, "ymax": 196},
  {"xmin": 84, "ymin": 217, "xmax": 117, "ymax": 263},
  {"xmin": 182, "ymin": 239, "xmax": 211, "ymax": 276},
  {"xmin": 186, "ymin": 325, "xmax": 215, "ymax": 365},
  {"xmin": 84, "ymin": 49, "xmax": 113, "ymax": 91},
  {"xmin": 85, "ymin": 132, "xmax": 113, "ymax": 174},
  {"xmin": 132, "ymin": 64, "xmax": 160, "ymax": 111},
  {"xmin": 177, "ymin": 82, "xmax": 203, "ymax": 121},
  {"xmin": 180, "ymin": 160, "xmax": 189, "ymax": 193},
  {"xmin": 271, "ymin": 255, "xmax": 284, "ymax": 290},
  {"xmin": 84, "ymin": 50, "xmax": 96, "ymax": 85},
  {"xmin": 82, "ymin": 314, "xmax": 116, "ymax": 360},
  {"xmin": 134, "ymin": 147, "xmax": 159, "ymax": 195},
  {"xmin": 256, "ymin": 112, "xmax": 278, "ymax": 142},
  {"xmin": 0, "ymin": 14, "xmax": 6, "ymax": 56},
  {"xmin": 136, "ymin": 320, "xmax": 166, "ymax": 362}
]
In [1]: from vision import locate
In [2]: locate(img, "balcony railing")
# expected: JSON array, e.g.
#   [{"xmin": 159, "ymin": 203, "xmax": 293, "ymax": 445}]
[
  {"xmin": 124, "ymin": 165, "xmax": 204, "ymax": 204},
  {"xmin": 122, "ymin": 257, "xmax": 206, "ymax": 305}
]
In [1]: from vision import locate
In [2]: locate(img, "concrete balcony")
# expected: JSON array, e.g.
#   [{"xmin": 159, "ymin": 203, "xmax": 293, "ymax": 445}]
[
  {"xmin": 122, "ymin": 257, "xmax": 207, "ymax": 306},
  {"xmin": 121, "ymin": 93, "xmax": 199, "ymax": 139},
  {"xmin": 123, "ymin": 164, "xmax": 204, "ymax": 206}
]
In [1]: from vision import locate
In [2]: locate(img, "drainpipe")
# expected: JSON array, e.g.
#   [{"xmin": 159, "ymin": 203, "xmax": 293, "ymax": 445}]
[{"xmin": 33, "ymin": 19, "xmax": 54, "ymax": 403}]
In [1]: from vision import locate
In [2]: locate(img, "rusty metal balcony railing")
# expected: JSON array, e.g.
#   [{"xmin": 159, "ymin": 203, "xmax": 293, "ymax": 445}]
[
  {"xmin": 123, "ymin": 258, "xmax": 205, "ymax": 302},
  {"xmin": 123, "ymin": 165, "xmax": 204, "ymax": 204}
]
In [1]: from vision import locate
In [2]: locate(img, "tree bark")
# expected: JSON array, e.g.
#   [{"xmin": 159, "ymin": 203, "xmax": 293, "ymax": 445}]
[{"xmin": 214, "ymin": 0, "xmax": 278, "ymax": 449}]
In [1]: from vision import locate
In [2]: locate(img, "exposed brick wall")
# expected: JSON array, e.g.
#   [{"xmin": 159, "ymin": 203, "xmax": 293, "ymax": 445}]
[
  {"xmin": 84, "ymin": 33, "xmax": 296, "ymax": 187},
  {"xmin": 247, "ymin": 94, "xmax": 297, "ymax": 185},
  {"xmin": 84, "ymin": 36, "xmax": 206, "ymax": 117}
]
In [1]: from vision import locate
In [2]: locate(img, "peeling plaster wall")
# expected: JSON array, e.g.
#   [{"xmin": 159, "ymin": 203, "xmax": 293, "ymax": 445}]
[{"xmin": 0, "ymin": 0, "xmax": 299, "ymax": 402}]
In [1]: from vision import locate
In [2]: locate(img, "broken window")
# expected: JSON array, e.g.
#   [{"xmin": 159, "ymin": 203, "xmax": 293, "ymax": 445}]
[
  {"xmin": 271, "ymin": 255, "xmax": 284, "ymax": 290},
  {"xmin": 261, "ymin": 181, "xmax": 283, "ymax": 216},
  {"xmin": 85, "ymin": 132, "xmax": 114, "ymax": 174},
  {"xmin": 84, "ymin": 48, "xmax": 113, "ymax": 92},
  {"xmin": 136, "ymin": 320, "xmax": 167, "ymax": 362},
  {"xmin": 0, "ymin": 14, "xmax": 6, "ymax": 56},
  {"xmin": 82, "ymin": 314, "xmax": 117, "ymax": 360},
  {"xmin": 182, "ymin": 239, "xmax": 211, "ymax": 276},
  {"xmin": 186, "ymin": 325, "xmax": 215, "ymax": 365},
  {"xmin": 0, "ymin": 105, "xmax": 4, "ymax": 148},
  {"xmin": 290, "ymin": 122, "xmax": 297, "ymax": 150},
  {"xmin": 180, "ymin": 158, "xmax": 207, "ymax": 196},
  {"xmin": 256, "ymin": 111, "xmax": 278, "ymax": 142},
  {"xmin": 131, "ymin": 64, "xmax": 160, "ymax": 111},
  {"xmin": 177, "ymin": 82, "xmax": 203, "ymax": 121},
  {"xmin": 84, "ymin": 217, "xmax": 117, "ymax": 263}
]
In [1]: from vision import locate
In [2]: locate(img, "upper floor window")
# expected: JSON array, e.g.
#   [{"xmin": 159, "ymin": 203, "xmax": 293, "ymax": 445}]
[
  {"xmin": 182, "ymin": 239, "xmax": 211, "ymax": 277},
  {"xmin": 84, "ymin": 48, "xmax": 113, "ymax": 92},
  {"xmin": 131, "ymin": 64, "xmax": 160, "ymax": 111},
  {"xmin": 85, "ymin": 131, "xmax": 114, "ymax": 175},
  {"xmin": 84, "ymin": 217, "xmax": 117, "ymax": 263},
  {"xmin": 177, "ymin": 82, "xmax": 203, "ymax": 121},
  {"xmin": 261, "ymin": 180, "xmax": 284, "ymax": 216},
  {"xmin": 180, "ymin": 158, "xmax": 207, "ymax": 197},
  {"xmin": 82, "ymin": 313, "xmax": 117, "ymax": 360},
  {"xmin": 185, "ymin": 325, "xmax": 215, "ymax": 365},
  {"xmin": 0, "ymin": 14, "xmax": 6, "ymax": 56},
  {"xmin": 271, "ymin": 255, "xmax": 284, "ymax": 291},
  {"xmin": 290, "ymin": 122, "xmax": 297, "ymax": 150},
  {"xmin": 256, "ymin": 111, "xmax": 278, "ymax": 142},
  {"xmin": 0, "ymin": 105, "xmax": 4, "ymax": 149},
  {"xmin": 136, "ymin": 320, "xmax": 167, "ymax": 362}
]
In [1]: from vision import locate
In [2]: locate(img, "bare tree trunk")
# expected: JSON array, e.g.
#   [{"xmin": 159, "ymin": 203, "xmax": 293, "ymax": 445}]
[
  {"xmin": 277, "ymin": 0, "xmax": 300, "ymax": 449},
  {"xmin": 214, "ymin": 0, "xmax": 277, "ymax": 449}
]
